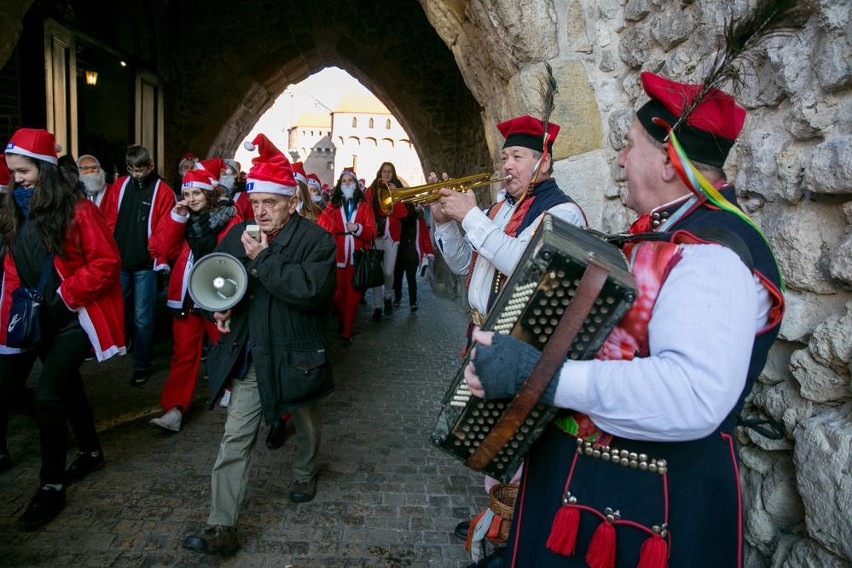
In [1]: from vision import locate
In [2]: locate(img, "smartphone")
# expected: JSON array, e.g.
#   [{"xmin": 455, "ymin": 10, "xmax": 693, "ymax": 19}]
[{"xmin": 246, "ymin": 224, "xmax": 260, "ymax": 241}]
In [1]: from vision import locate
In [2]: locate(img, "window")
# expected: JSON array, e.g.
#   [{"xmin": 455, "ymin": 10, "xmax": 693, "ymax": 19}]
[
  {"xmin": 369, "ymin": 118, "xmax": 374, "ymax": 128},
  {"xmin": 386, "ymin": 119, "xmax": 392, "ymax": 129},
  {"xmin": 352, "ymin": 117, "xmax": 357, "ymax": 128}
]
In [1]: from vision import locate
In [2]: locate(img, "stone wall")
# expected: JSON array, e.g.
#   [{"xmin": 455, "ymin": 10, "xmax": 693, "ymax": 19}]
[{"xmin": 420, "ymin": 0, "xmax": 851, "ymax": 565}]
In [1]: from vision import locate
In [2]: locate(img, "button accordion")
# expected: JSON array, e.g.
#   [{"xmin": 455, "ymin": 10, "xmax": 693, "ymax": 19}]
[{"xmin": 430, "ymin": 213, "xmax": 637, "ymax": 482}]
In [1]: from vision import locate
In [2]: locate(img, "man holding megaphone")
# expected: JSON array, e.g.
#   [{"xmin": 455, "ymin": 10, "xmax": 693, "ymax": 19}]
[{"xmin": 183, "ymin": 134, "xmax": 337, "ymax": 556}]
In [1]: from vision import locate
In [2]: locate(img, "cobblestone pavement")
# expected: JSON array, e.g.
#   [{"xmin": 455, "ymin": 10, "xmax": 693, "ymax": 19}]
[{"xmin": 0, "ymin": 282, "xmax": 494, "ymax": 567}]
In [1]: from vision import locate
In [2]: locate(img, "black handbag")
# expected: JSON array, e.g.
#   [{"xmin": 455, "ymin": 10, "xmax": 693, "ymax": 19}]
[
  {"xmin": 352, "ymin": 242, "xmax": 384, "ymax": 290},
  {"xmin": 6, "ymin": 254, "xmax": 54, "ymax": 349}
]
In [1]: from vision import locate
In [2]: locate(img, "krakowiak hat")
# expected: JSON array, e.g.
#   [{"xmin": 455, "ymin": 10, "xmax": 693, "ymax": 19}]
[
  {"xmin": 636, "ymin": 71, "xmax": 746, "ymax": 169},
  {"xmin": 497, "ymin": 115, "xmax": 560, "ymax": 154},
  {"xmin": 182, "ymin": 167, "xmax": 216, "ymax": 191},
  {"xmin": 291, "ymin": 161, "xmax": 307, "ymax": 185},
  {"xmin": 0, "ymin": 154, "xmax": 10, "ymax": 193},
  {"xmin": 5, "ymin": 128, "xmax": 61, "ymax": 165},
  {"xmin": 306, "ymin": 173, "xmax": 321, "ymax": 188},
  {"xmin": 242, "ymin": 134, "xmax": 297, "ymax": 196}
]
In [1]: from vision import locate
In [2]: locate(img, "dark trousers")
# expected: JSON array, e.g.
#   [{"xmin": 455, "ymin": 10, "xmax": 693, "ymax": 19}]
[
  {"xmin": 0, "ymin": 326, "xmax": 100, "ymax": 485},
  {"xmin": 0, "ymin": 354, "xmax": 35, "ymax": 453},
  {"xmin": 393, "ymin": 259, "xmax": 418, "ymax": 305}
]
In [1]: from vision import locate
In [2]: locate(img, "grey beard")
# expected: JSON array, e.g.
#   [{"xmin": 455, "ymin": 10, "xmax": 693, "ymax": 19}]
[{"xmin": 81, "ymin": 171, "xmax": 106, "ymax": 196}]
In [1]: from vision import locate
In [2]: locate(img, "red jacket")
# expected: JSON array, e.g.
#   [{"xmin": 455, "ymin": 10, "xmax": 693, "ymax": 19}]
[
  {"xmin": 318, "ymin": 200, "xmax": 377, "ymax": 267},
  {"xmin": 415, "ymin": 215, "xmax": 435, "ymax": 265},
  {"xmin": 100, "ymin": 175, "xmax": 176, "ymax": 271},
  {"xmin": 363, "ymin": 187, "xmax": 407, "ymax": 242},
  {"xmin": 158, "ymin": 209, "xmax": 243, "ymax": 310},
  {"xmin": 231, "ymin": 191, "xmax": 254, "ymax": 221},
  {"xmin": 0, "ymin": 200, "xmax": 126, "ymax": 361}
]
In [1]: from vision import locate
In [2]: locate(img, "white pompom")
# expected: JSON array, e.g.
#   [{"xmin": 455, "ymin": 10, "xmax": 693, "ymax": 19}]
[
  {"xmin": 55, "ymin": 143, "xmax": 63, "ymax": 153},
  {"xmin": 243, "ymin": 141, "xmax": 256, "ymax": 151}
]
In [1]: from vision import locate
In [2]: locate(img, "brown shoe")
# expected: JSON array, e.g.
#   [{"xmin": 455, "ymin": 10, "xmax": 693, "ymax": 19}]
[
  {"xmin": 288, "ymin": 478, "xmax": 317, "ymax": 503},
  {"xmin": 182, "ymin": 525, "xmax": 238, "ymax": 555}
]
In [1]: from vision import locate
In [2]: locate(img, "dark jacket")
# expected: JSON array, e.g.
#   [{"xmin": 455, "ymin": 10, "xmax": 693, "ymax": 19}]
[{"xmin": 206, "ymin": 216, "xmax": 337, "ymax": 423}]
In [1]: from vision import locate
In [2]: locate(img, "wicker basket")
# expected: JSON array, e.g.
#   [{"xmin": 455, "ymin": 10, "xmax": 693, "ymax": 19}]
[{"xmin": 487, "ymin": 483, "xmax": 518, "ymax": 542}]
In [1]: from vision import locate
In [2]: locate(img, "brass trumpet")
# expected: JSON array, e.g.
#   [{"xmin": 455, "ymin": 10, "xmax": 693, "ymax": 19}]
[{"xmin": 378, "ymin": 172, "xmax": 512, "ymax": 214}]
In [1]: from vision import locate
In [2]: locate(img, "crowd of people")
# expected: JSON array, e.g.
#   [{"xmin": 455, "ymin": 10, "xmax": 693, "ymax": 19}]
[{"xmin": 0, "ymin": 63, "xmax": 785, "ymax": 567}]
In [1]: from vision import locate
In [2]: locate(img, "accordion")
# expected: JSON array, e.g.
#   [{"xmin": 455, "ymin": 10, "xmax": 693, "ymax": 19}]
[{"xmin": 430, "ymin": 213, "xmax": 637, "ymax": 482}]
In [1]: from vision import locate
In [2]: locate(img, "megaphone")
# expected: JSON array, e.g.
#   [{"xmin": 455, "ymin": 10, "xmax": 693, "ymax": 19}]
[{"xmin": 187, "ymin": 252, "xmax": 248, "ymax": 312}]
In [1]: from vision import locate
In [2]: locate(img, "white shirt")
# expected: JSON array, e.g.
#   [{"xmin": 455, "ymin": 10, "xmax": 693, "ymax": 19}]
[
  {"xmin": 434, "ymin": 199, "xmax": 586, "ymax": 314},
  {"xmin": 553, "ymin": 243, "xmax": 772, "ymax": 442}
]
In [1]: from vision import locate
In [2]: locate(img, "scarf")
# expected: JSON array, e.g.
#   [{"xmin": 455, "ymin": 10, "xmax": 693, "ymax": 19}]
[
  {"xmin": 13, "ymin": 186, "xmax": 34, "ymax": 218},
  {"xmin": 186, "ymin": 205, "xmax": 235, "ymax": 260}
]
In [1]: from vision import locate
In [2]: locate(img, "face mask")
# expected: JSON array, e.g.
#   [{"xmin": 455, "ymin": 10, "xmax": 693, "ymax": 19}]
[
  {"xmin": 219, "ymin": 173, "xmax": 236, "ymax": 191},
  {"xmin": 341, "ymin": 183, "xmax": 356, "ymax": 199},
  {"xmin": 311, "ymin": 194, "xmax": 323, "ymax": 204}
]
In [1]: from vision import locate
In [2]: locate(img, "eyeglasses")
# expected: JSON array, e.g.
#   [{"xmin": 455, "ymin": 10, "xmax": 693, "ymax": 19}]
[
  {"xmin": 79, "ymin": 165, "xmax": 100, "ymax": 172},
  {"xmin": 127, "ymin": 165, "xmax": 152, "ymax": 175}
]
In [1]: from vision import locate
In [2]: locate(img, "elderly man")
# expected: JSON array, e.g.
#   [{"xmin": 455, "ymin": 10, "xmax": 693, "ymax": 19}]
[
  {"xmin": 465, "ymin": 72, "xmax": 785, "ymax": 567},
  {"xmin": 182, "ymin": 134, "xmax": 336, "ymax": 555},
  {"xmin": 76, "ymin": 154, "xmax": 108, "ymax": 206}
]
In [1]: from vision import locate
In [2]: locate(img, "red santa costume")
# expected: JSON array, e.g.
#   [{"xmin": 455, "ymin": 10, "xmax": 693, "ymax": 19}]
[
  {"xmin": 363, "ymin": 173, "xmax": 408, "ymax": 316},
  {"xmin": 148, "ymin": 167, "xmax": 241, "ymax": 431},
  {"xmin": 317, "ymin": 169, "xmax": 377, "ymax": 342}
]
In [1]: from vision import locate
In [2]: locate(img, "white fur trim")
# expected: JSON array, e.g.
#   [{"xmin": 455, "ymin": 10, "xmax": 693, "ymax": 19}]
[
  {"xmin": 245, "ymin": 178, "xmax": 296, "ymax": 196},
  {"xmin": 182, "ymin": 179, "xmax": 214, "ymax": 191},
  {"xmin": 4, "ymin": 144, "xmax": 58, "ymax": 165}
]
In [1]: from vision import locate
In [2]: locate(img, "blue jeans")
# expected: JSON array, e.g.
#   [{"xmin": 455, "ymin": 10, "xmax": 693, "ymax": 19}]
[{"xmin": 120, "ymin": 269, "xmax": 158, "ymax": 372}]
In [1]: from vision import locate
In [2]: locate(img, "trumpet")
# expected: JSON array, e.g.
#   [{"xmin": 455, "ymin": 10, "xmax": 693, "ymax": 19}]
[{"xmin": 378, "ymin": 172, "xmax": 512, "ymax": 214}]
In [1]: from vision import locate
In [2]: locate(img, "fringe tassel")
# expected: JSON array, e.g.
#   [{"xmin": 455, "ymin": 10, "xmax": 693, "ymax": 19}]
[
  {"xmin": 636, "ymin": 533, "xmax": 668, "ymax": 568},
  {"xmin": 545, "ymin": 504, "xmax": 581, "ymax": 556},
  {"xmin": 585, "ymin": 519, "xmax": 617, "ymax": 568}
]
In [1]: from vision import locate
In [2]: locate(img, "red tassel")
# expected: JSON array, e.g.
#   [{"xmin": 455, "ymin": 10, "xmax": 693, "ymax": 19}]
[
  {"xmin": 545, "ymin": 504, "xmax": 581, "ymax": 556},
  {"xmin": 637, "ymin": 534, "xmax": 668, "ymax": 568},
  {"xmin": 585, "ymin": 520, "xmax": 617, "ymax": 568}
]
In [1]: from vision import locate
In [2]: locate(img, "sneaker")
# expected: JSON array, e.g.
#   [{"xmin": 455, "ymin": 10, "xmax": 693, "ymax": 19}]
[
  {"xmin": 384, "ymin": 298, "xmax": 393, "ymax": 316},
  {"xmin": 130, "ymin": 370, "xmax": 149, "ymax": 387},
  {"xmin": 372, "ymin": 308, "xmax": 382, "ymax": 322},
  {"xmin": 0, "ymin": 451, "xmax": 12, "ymax": 473},
  {"xmin": 17, "ymin": 485, "xmax": 66, "ymax": 529},
  {"xmin": 219, "ymin": 389, "xmax": 232, "ymax": 408},
  {"xmin": 410, "ymin": 303, "xmax": 418, "ymax": 313},
  {"xmin": 183, "ymin": 524, "xmax": 238, "ymax": 555},
  {"xmin": 149, "ymin": 407, "xmax": 182, "ymax": 432},
  {"xmin": 65, "ymin": 450, "xmax": 105, "ymax": 485},
  {"xmin": 288, "ymin": 477, "xmax": 317, "ymax": 503}
]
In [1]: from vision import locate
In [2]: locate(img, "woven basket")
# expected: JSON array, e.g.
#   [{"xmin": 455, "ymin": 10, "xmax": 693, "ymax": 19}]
[{"xmin": 487, "ymin": 483, "xmax": 519, "ymax": 542}]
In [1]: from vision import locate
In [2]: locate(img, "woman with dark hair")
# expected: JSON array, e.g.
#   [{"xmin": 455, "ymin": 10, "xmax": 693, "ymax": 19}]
[
  {"xmin": 364, "ymin": 162, "xmax": 408, "ymax": 320},
  {"xmin": 148, "ymin": 167, "xmax": 241, "ymax": 432},
  {"xmin": 0, "ymin": 128, "xmax": 125, "ymax": 528},
  {"xmin": 295, "ymin": 177, "xmax": 323, "ymax": 223},
  {"xmin": 318, "ymin": 169, "xmax": 376, "ymax": 344}
]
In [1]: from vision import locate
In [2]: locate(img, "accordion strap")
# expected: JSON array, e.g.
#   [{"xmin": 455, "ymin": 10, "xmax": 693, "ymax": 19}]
[{"xmin": 466, "ymin": 261, "xmax": 610, "ymax": 471}]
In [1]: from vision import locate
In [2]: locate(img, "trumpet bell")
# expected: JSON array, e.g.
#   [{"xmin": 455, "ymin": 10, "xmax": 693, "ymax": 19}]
[{"xmin": 377, "ymin": 172, "xmax": 511, "ymax": 214}]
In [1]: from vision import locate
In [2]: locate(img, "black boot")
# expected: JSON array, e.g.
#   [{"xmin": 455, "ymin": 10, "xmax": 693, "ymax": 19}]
[{"xmin": 17, "ymin": 485, "xmax": 66, "ymax": 529}]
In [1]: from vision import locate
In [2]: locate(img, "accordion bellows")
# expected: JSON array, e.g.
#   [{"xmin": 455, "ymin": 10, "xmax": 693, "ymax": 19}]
[{"xmin": 430, "ymin": 214, "xmax": 637, "ymax": 482}]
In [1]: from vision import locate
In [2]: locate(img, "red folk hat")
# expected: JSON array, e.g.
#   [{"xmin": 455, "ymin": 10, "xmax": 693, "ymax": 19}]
[
  {"xmin": 497, "ymin": 115, "xmax": 560, "ymax": 154},
  {"xmin": 198, "ymin": 158, "xmax": 225, "ymax": 182},
  {"xmin": 182, "ymin": 167, "xmax": 216, "ymax": 191},
  {"xmin": 306, "ymin": 173, "xmax": 321, "ymax": 188},
  {"xmin": 637, "ymin": 72, "xmax": 746, "ymax": 168},
  {"xmin": 243, "ymin": 134, "xmax": 297, "ymax": 197},
  {"xmin": 5, "ymin": 128, "xmax": 61, "ymax": 165},
  {"xmin": 0, "ymin": 154, "xmax": 10, "ymax": 193},
  {"xmin": 291, "ymin": 161, "xmax": 307, "ymax": 184}
]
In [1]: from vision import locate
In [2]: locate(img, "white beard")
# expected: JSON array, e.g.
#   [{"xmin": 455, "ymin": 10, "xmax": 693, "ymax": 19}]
[
  {"xmin": 81, "ymin": 171, "xmax": 107, "ymax": 196},
  {"xmin": 342, "ymin": 186, "xmax": 355, "ymax": 200}
]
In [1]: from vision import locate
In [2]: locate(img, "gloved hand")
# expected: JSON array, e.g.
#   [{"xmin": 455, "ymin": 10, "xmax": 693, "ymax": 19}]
[{"xmin": 472, "ymin": 333, "xmax": 558, "ymax": 405}]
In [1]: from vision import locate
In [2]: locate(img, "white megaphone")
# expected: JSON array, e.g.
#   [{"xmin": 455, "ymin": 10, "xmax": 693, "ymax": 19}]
[{"xmin": 187, "ymin": 252, "xmax": 248, "ymax": 312}]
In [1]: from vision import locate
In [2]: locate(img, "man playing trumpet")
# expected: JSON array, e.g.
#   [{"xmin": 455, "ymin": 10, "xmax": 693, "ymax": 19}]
[{"xmin": 430, "ymin": 114, "xmax": 587, "ymax": 565}]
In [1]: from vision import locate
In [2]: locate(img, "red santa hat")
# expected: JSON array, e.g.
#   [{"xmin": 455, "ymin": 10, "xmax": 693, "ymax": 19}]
[
  {"xmin": 306, "ymin": 173, "xmax": 321, "ymax": 188},
  {"xmin": 5, "ymin": 128, "xmax": 62, "ymax": 165},
  {"xmin": 0, "ymin": 154, "xmax": 10, "ymax": 193},
  {"xmin": 198, "ymin": 158, "xmax": 225, "ymax": 182},
  {"xmin": 497, "ymin": 115, "xmax": 560, "ymax": 154},
  {"xmin": 291, "ymin": 161, "xmax": 308, "ymax": 184},
  {"xmin": 243, "ymin": 134, "xmax": 297, "ymax": 196},
  {"xmin": 181, "ymin": 167, "xmax": 216, "ymax": 191},
  {"xmin": 636, "ymin": 71, "xmax": 746, "ymax": 168}
]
